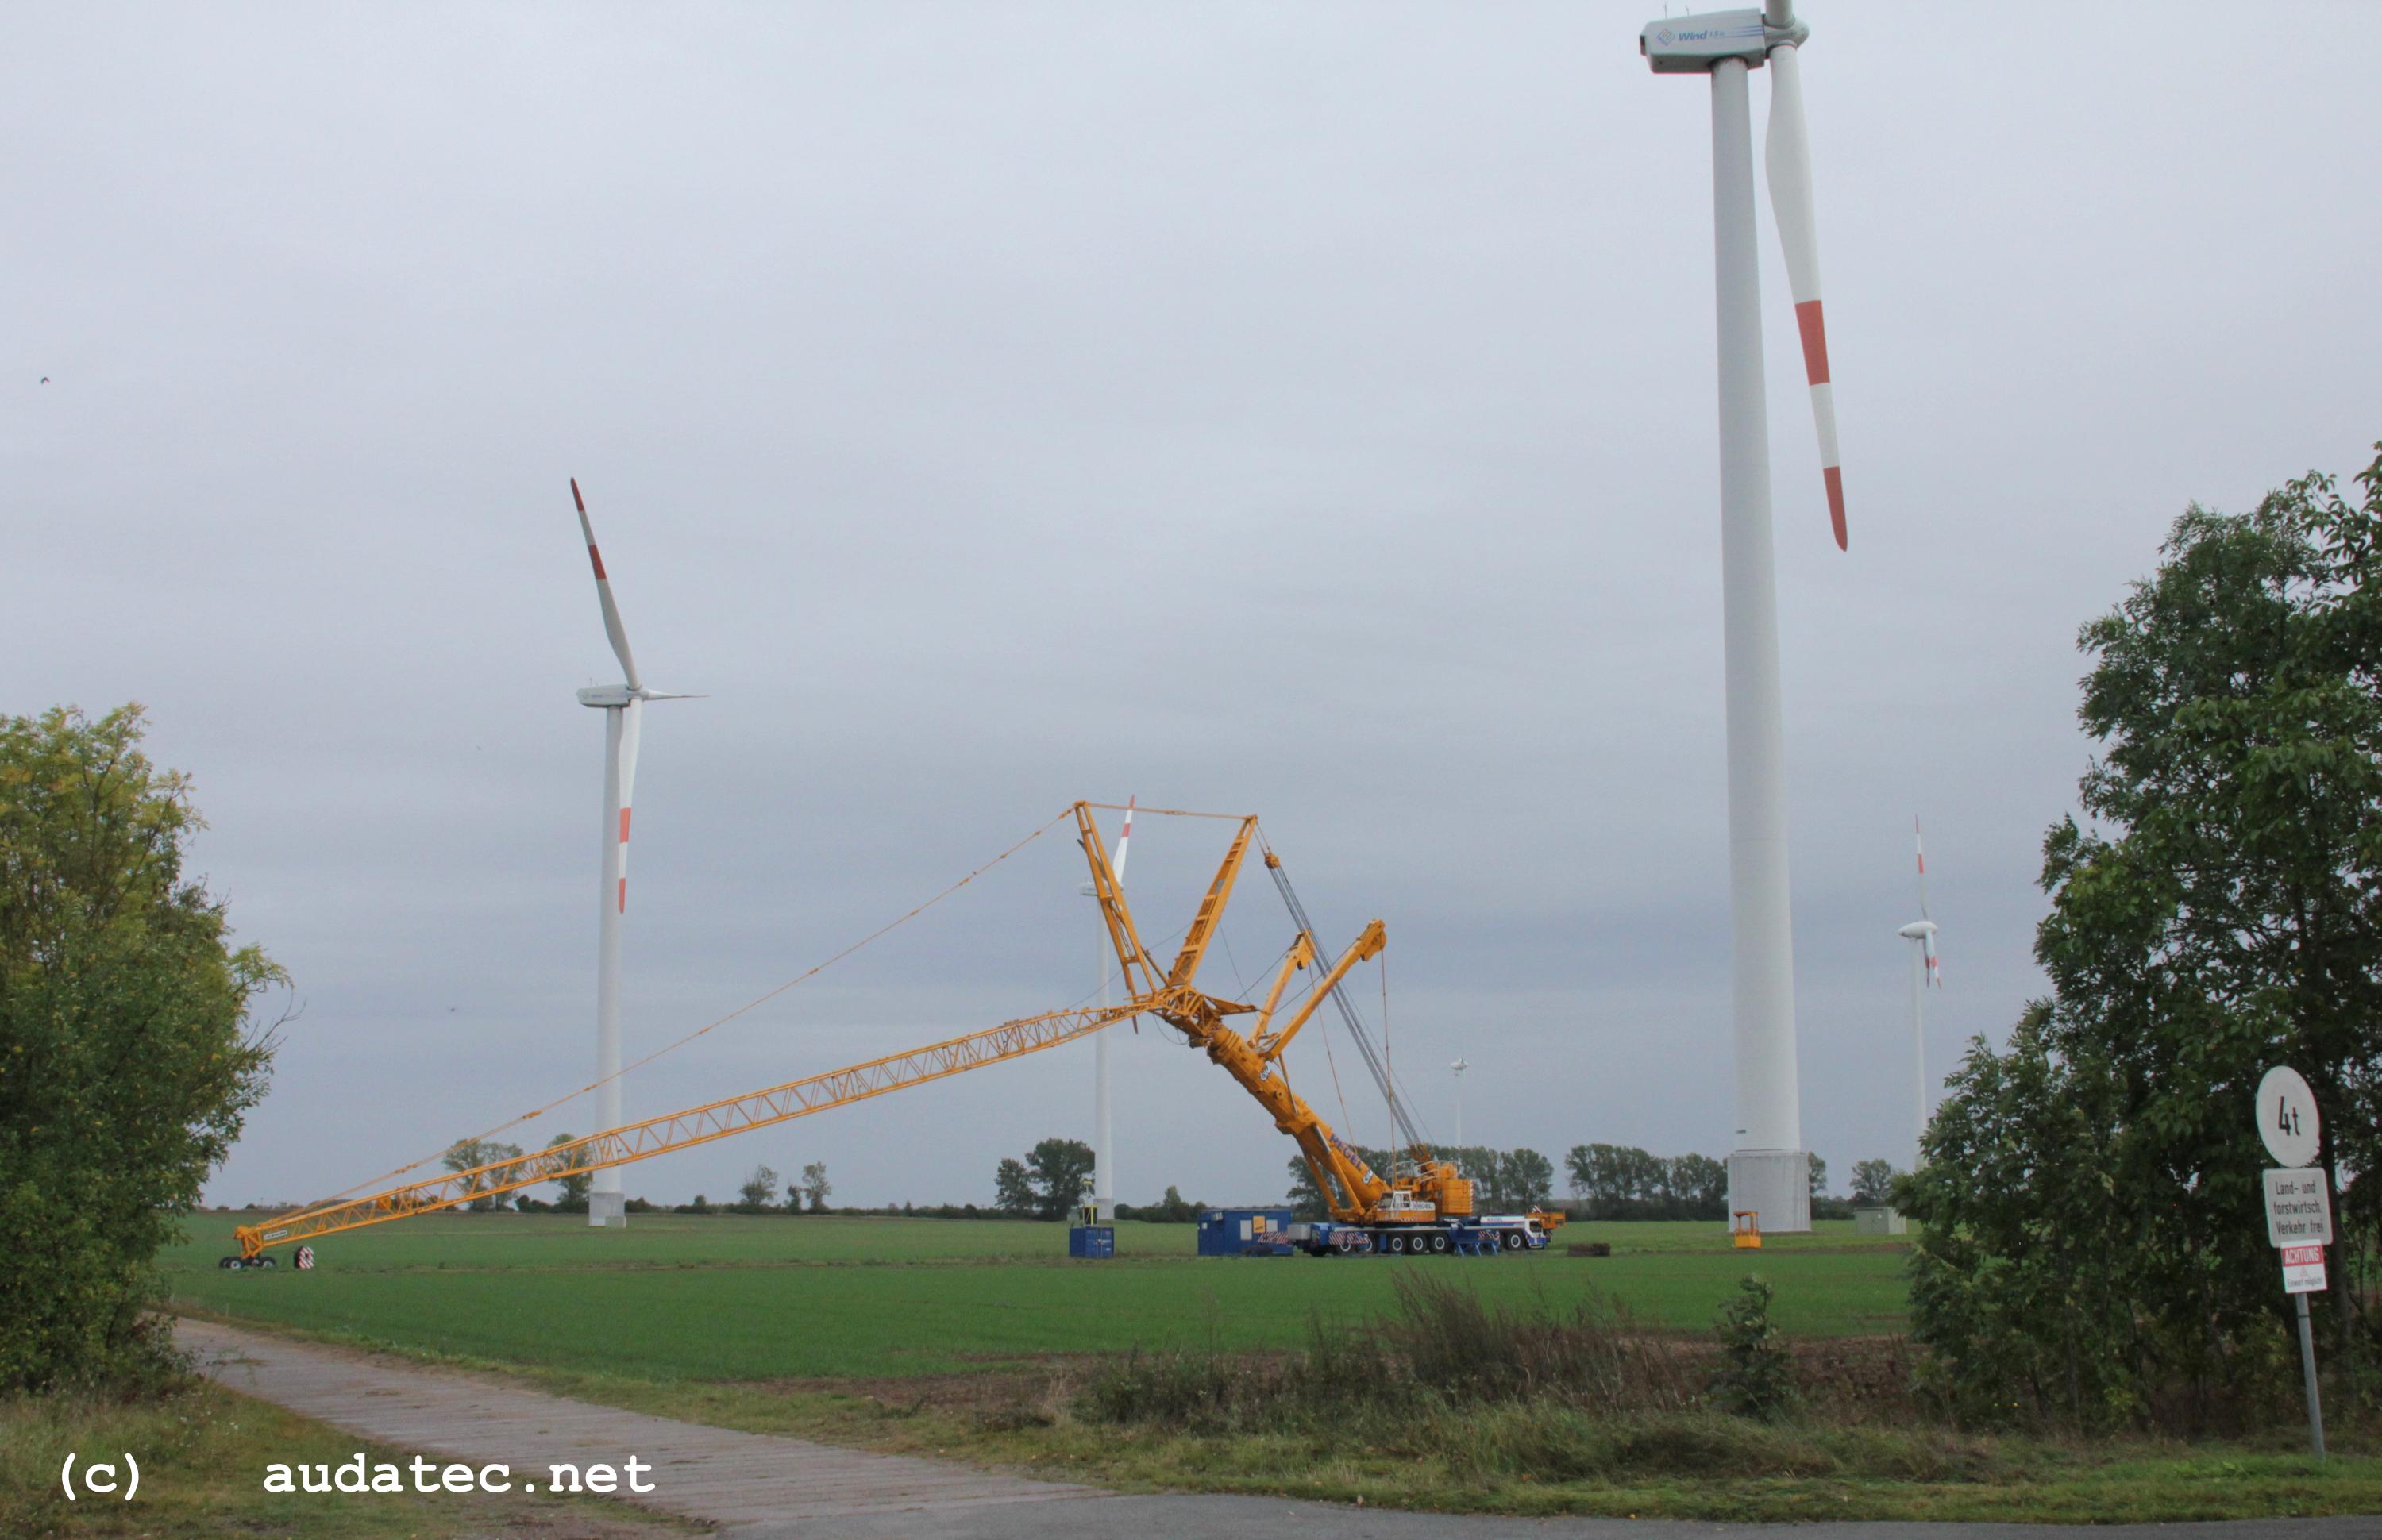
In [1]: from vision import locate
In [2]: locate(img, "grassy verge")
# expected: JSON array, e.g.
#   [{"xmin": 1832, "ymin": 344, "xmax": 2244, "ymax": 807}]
[
  {"xmin": 173, "ymin": 1299, "xmax": 2382, "ymax": 1525},
  {"xmin": 2, "ymin": 1376, "xmax": 696, "ymax": 1540}
]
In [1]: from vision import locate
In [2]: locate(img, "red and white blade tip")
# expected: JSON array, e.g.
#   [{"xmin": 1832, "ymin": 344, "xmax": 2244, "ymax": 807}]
[
  {"xmin": 1792, "ymin": 301, "xmax": 1846, "ymax": 551},
  {"xmin": 570, "ymin": 477, "xmax": 585, "ymax": 513}
]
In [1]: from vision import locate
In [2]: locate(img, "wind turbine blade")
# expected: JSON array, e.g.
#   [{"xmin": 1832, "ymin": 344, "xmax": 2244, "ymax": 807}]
[
  {"xmin": 1112, "ymin": 795, "xmax": 1135, "ymax": 887},
  {"xmin": 615, "ymin": 697, "xmax": 644, "ymax": 914},
  {"xmin": 1763, "ymin": 44, "xmax": 1845, "ymax": 551},
  {"xmin": 1915, "ymin": 818, "xmax": 1941, "ymax": 987},
  {"xmin": 570, "ymin": 479, "xmax": 643, "ymax": 692}
]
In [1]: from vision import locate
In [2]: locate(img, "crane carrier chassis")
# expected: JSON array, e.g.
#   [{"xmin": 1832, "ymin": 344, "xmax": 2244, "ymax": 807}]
[{"xmin": 1291, "ymin": 1215, "xmax": 1555, "ymax": 1256}]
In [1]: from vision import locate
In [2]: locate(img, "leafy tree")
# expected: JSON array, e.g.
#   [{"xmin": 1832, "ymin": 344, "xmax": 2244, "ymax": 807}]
[
  {"xmin": 1806, "ymin": 1153, "xmax": 1829, "ymax": 1199},
  {"xmin": 442, "ymin": 1138, "xmax": 525, "ymax": 1211},
  {"xmin": 1905, "ymin": 443, "xmax": 2382, "ymax": 1426},
  {"xmin": 1564, "ymin": 1142, "xmax": 1663, "ymax": 1203},
  {"xmin": 1665, "ymin": 1153, "xmax": 1727, "ymax": 1211},
  {"xmin": 1025, "ymin": 1137, "xmax": 1096, "ymax": 1220},
  {"xmin": 1119, "ymin": 1184, "xmax": 1204, "ymax": 1222},
  {"xmin": 0, "ymin": 706, "xmax": 283, "ymax": 1391},
  {"xmin": 737, "ymin": 1163, "xmax": 780, "ymax": 1211},
  {"xmin": 1848, "ymin": 1158, "xmax": 1897, "ymax": 1207},
  {"xmin": 798, "ymin": 1160, "xmax": 831, "ymax": 1212},
  {"xmin": 993, "ymin": 1157, "xmax": 1035, "ymax": 1215},
  {"xmin": 1496, "ymin": 1148, "xmax": 1555, "ymax": 1208},
  {"xmin": 545, "ymin": 1132, "xmax": 590, "ymax": 1209}
]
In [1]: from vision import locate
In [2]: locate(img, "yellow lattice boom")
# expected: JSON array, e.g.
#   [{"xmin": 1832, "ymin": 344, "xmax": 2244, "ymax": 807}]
[{"xmin": 233, "ymin": 998, "xmax": 1138, "ymax": 1257}]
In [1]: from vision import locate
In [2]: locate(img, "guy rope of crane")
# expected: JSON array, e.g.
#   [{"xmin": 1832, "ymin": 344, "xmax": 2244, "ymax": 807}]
[{"xmin": 309, "ymin": 807, "xmax": 1077, "ymax": 1206}]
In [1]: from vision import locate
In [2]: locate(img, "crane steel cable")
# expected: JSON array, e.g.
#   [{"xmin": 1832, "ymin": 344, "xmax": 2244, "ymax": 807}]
[
  {"xmin": 309, "ymin": 807, "xmax": 1076, "ymax": 1206},
  {"xmin": 1261, "ymin": 838, "xmax": 1430, "ymax": 1152}
]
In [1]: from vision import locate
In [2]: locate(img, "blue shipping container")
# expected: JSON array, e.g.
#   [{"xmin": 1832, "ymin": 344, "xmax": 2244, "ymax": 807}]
[
  {"xmin": 1068, "ymin": 1225, "xmax": 1114, "ymax": 1259},
  {"xmin": 1197, "ymin": 1207, "xmax": 1295, "ymax": 1257}
]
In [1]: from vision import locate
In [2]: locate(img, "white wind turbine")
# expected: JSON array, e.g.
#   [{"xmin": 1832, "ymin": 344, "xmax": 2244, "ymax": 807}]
[
  {"xmin": 1642, "ymin": 2, "xmax": 1846, "ymax": 1232},
  {"xmin": 569, "ymin": 479, "xmax": 697, "ymax": 1228},
  {"xmin": 1081, "ymin": 797, "xmax": 1133, "ymax": 1222},
  {"xmin": 1897, "ymin": 819, "xmax": 1941, "ymax": 1171}
]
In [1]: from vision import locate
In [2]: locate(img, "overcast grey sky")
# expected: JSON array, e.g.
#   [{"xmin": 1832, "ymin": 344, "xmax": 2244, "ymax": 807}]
[{"xmin": 8, "ymin": 2, "xmax": 2378, "ymax": 1216}]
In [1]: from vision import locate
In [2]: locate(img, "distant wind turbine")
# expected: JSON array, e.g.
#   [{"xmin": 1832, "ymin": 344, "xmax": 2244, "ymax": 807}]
[
  {"xmin": 1897, "ymin": 819, "xmax": 1941, "ymax": 1170},
  {"xmin": 569, "ymin": 479, "xmax": 698, "ymax": 1227}
]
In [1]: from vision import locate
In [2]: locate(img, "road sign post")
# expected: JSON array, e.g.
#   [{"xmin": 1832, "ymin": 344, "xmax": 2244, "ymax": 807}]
[{"xmin": 2257, "ymin": 1067, "xmax": 2326, "ymax": 1459}]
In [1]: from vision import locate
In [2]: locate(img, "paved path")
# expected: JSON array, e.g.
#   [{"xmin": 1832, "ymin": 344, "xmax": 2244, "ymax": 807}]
[
  {"xmin": 183, "ymin": 1319, "xmax": 2376, "ymax": 1540},
  {"xmin": 179, "ymin": 1319, "xmax": 1096, "ymax": 1527}
]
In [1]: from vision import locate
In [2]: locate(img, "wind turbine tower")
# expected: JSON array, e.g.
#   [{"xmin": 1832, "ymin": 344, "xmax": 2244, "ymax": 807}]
[
  {"xmin": 569, "ymin": 479, "xmax": 696, "ymax": 1227},
  {"xmin": 1642, "ymin": 2, "xmax": 1848, "ymax": 1232}
]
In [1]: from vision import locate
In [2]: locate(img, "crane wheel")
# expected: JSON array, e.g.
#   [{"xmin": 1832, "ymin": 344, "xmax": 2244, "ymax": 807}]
[
  {"xmin": 256, "ymin": 1255, "xmax": 277, "ymax": 1269},
  {"xmin": 1501, "ymin": 1230, "xmax": 1527, "ymax": 1251},
  {"xmin": 218, "ymin": 1256, "xmax": 241, "ymax": 1270},
  {"xmin": 1428, "ymin": 1233, "xmax": 1451, "ymax": 1254},
  {"xmin": 1383, "ymin": 1233, "xmax": 1407, "ymax": 1255}
]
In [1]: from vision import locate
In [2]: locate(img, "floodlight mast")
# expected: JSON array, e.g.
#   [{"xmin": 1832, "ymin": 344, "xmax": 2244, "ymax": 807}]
[{"xmin": 1642, "ymin": 1, "xmax": 1845, "ymax": 1232}]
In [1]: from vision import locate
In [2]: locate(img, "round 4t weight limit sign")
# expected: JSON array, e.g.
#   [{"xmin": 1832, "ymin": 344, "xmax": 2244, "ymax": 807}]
[{"xmin": 2258, "ymin": 1066, "xmax": 2322, "ymax": 1168}]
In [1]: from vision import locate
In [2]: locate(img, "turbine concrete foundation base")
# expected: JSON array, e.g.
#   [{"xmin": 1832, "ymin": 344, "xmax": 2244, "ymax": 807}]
[
  {"xmin": 588, "ymin": 1191, "xmax": 626, "ymax": 1228},
  {"xmin": 1726, "ymin": 1149, "xmax": 1810, "ymax": 1234}
]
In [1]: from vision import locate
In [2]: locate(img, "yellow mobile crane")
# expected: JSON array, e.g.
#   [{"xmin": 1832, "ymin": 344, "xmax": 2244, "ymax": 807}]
[
  {"xmin": 229, "ymin": 803, "xmax": 1555, "ymax": 1265},
  {"xmin": 1074, "ymin": 805, "xmax": 1560, "ymax": 1255}
]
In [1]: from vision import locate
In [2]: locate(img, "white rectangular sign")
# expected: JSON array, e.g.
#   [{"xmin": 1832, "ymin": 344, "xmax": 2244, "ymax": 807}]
[
  {"xmin": 2264, "ymin": 1168, "xmax": 2334, "ymax": 1246},
  {"xmin": 2283, "ymin": 1244, "xmax": 2328, "ymax": 1295}
]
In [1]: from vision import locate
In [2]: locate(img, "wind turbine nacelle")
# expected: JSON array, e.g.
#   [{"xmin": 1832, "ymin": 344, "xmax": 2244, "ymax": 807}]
[
  {"xmin": 576, "ymin": 684, "xmax": 635, "ymax": 708},
  {"xmin": 1898, "ymin": 921, "xmax": 1938, "ymax": 941},
  {"xmin": 1641, "ymin": 10, "xmax": 1771, "ymax": 72}
]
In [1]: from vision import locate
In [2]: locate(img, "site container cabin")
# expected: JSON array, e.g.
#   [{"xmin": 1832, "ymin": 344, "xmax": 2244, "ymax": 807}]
[{"xmin": 1197, "ymin": 1206, "xmax": 1296, "ymax": 1257}]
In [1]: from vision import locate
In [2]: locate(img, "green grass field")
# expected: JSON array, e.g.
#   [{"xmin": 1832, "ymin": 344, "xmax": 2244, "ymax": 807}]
[
  {"xmin": 168, "ymin": 1213, "xmax": 1909, "ymax": 1380},
  {"xmin": 156, "ymin": 1212, "xmax": 2382, "ymax": 1523}
]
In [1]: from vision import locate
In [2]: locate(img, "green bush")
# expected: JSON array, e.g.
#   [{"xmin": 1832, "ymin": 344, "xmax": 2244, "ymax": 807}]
[
  {"xmin": 0, "ymin": 706, "xmax": 280, "ymax": 1392},
  {"xmin": 1710, "ymin": 1275, "xmax": 1798, "ymax": 1421}
]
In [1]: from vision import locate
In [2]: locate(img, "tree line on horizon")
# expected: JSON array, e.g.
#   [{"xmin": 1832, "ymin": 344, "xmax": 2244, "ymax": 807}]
[{"xmin": 1288, "ymin": 1143, "xmax": 1902, "ymax": 1222}]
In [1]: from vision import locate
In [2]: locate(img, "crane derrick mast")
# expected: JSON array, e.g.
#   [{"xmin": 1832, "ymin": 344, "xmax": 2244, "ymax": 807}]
[{"xmin": 1072, "ymin": 803, "xmax": 1560, "ymax": 1255}]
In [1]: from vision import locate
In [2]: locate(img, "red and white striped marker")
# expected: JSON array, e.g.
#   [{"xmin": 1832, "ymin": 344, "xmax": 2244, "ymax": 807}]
[
  {"xmin": 1112, "ymin": 795, "xmax": 1134, "ymax": 886},
  {"xmin": 615, "ymin": 699, "xmax": 642, "ymax": 914}
]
